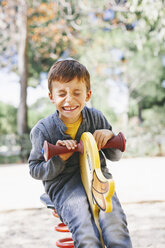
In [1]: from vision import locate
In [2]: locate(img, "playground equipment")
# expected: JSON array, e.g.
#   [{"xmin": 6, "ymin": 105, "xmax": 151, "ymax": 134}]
[{"xmin": 42, "ymin": 132, "xmax": 126, "ymax": 247}]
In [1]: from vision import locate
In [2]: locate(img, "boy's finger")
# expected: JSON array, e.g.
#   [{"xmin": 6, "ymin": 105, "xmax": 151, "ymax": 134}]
[
  {"xmin": 93, "ymin": 132, "xmax": 101, "ymax": 143},
  {"xmin": 96, "ymin": 135, "xmax": 103, "ymax": 148},
  {"xmin": 65, "ymin": 140, "xmax": 77, "ymax": 150},
  {"xmin": 96, "ymin": 136, "xmax": 107, "ymax": 150},
  {"xmin": 56, "ymin": 140, "xmax": 66, "ymax": 146},
  {"xmin": 101, "ymin": 136, "xmax": 109, "ymax": 148}
]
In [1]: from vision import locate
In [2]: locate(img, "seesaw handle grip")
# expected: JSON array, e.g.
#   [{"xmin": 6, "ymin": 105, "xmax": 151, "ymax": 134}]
[
  {"xmin": 103, "ymin": 132, "xmax": 126, "ymax": 152},
  {"xmin": 42, "ymin": 132, "xmax": 126, "ymax": 161},
  {"xmin": 42, "ymin": 140, "xmax": 84, "ymax": 162}
]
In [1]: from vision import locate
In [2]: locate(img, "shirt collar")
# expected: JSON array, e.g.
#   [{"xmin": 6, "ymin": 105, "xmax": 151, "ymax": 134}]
[{"xmin": 52, "ymin": 107, "xmax": 88, "ymax": 135}]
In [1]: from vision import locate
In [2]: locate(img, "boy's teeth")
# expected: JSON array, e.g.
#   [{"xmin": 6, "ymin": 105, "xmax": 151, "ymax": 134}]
[{"xmin": 64, "ymin": 106, "xmax": 76, "ymax": 110}]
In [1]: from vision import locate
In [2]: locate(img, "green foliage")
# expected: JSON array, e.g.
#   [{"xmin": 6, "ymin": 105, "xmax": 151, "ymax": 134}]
[
  {"xmin": 27, "ymin": 0, "xmax": 81, "ymax": 79},
  {"xmin": 0, "ymin": 133, "xmax": 32, "ymax": 164},
  {"xmin": 142, "ymin": 105, "xmax": 165, "ymax": 136},
  {"xmin": 28, "ymin": 97, "xmax": 55, "ymax": 129},
  {"xmin": 0, "ymin": 154, "xmax": 21, "ymax": 164},
  {"xmin": 0, "ymin": 102, "xmax": 17, "ymax": 134},
  {"xmin": 125, "ymin": 103, "xmax": 165, "ymax": 157},
  {"xmin": 126, "ymin": 43, "xmax": 165, "ymax": 109},
  {"xmin": 0, "ymin": 0, "xmax": 165, "ymax": 159}
]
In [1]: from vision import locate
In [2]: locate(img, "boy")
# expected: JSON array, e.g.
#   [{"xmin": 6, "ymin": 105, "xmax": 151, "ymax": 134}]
[{"xmin": 28, "ymin": 59, "xmax": 132, "ymax": 248}]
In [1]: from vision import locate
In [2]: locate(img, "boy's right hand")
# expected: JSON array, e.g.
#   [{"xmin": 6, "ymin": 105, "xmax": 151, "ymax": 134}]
[{"xmin": 56, "ymin": 139, "xmax": 77, "ymax": 161}]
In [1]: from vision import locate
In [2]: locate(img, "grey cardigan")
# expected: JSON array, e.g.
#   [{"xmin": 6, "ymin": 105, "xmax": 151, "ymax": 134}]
[{"xmin": 28, "ymin": 106, "xmax": 122, "ymax": 199}]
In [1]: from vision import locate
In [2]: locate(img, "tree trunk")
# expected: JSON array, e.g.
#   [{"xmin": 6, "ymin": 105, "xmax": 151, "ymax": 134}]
[
  {"xmin": 17, "ymin": 0, "xmax": 28, "ymax": 135},
  {"xmin": 138, "ymin": 102, "xmax": 143, "ymax": 124}
]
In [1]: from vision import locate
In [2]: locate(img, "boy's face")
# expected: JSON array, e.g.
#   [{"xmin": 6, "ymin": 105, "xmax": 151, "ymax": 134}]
[{"xmin": 49, "ymin": 78, "xmax": 91, "ymax": 123}]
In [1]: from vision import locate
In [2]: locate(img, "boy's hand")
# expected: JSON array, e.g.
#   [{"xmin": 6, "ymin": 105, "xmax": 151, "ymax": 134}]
[
  {"xmin": 93, "ymin": 129, "xmax": 114, "ymax": 150},
  {"xmin": 56, "ymin": 139, "xmax": 77, "ymax": 161}
]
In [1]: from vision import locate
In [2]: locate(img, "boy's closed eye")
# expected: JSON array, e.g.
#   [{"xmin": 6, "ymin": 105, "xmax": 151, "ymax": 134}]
[
  {"xmin": 59, "ymin": 93, "xmax": 66, "ymax": 97},
  {"xmin": 57, "ymin": 90, "xmax": 66, "ymax": 97},
  {"xmin": 57, "ymin": 89, "xmax": 82, "ymax": 97},
  {"xmin": 74, "ymin": 90, "xmax": 81, "ymax": 96}
]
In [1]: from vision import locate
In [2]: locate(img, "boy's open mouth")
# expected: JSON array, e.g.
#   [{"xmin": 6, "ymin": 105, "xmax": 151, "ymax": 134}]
[{"xmin": 62, "ymin": 106, "xmax": 78, "ymax": 111}]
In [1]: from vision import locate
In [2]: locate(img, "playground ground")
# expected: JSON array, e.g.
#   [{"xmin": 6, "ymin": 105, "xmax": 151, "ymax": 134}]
[{"xmin": 0, "ymin": 157, "xmax": 165, "ymax": 248}]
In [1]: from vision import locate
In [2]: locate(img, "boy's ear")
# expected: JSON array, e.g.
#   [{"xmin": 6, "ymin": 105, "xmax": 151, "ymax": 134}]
[
  {"xmin": 48, "ymin": 91, "xmax": 54, "ymax": 103},
  {"xmin": 86, "ymin": 90, "xmax": 92, "ymax": 102}
]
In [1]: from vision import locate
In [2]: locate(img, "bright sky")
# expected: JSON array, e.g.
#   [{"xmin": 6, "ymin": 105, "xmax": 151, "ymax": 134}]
[{"xmin": 0, "ymin": 70, "xmax": 48, "ymax": 107}]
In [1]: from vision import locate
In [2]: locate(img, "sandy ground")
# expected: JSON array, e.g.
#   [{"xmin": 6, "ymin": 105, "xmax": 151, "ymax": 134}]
[
  {"xmin": 1, "ymin": 202, "xmax": 165, "ymax": 248},
  {"xmin": 0, "ymin": 157, "xmax": 165, "ymax": 247}
]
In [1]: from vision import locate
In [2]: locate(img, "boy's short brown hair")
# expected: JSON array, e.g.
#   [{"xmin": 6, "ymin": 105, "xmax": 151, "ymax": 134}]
[{"xmin": 48, "ymin": 59, "xmax": 91, "ymax": 93}]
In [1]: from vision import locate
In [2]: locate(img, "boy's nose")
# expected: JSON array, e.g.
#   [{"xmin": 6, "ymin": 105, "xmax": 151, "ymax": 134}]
[{"xmin": 65, "ymin": 94, "xmax": 72, "ymax": 103}]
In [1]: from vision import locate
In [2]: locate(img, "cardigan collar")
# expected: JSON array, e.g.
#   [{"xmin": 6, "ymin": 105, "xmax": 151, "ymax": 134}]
[{"xmin": 52, "ymin": 107, "xmax": 87, "ymax": 136}]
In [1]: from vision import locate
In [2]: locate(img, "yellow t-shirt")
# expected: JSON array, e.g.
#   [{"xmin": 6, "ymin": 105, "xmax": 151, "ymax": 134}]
[{"xmin": 64, "ymin": 115, "xmax": 82, "ymax": 139}]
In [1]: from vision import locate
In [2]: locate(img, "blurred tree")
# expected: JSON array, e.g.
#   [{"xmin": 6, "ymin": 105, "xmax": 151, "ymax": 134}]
[
  {"xmin": 75, "ymin": 0, "xmax": 165, "ymax": 128},
  {"xmin": 0, "ymin": 0, "xmax": 29, "ymax": 134},
  {"xmin": 27, "ymin": 0, "xmax": 82, "ymax": 81},
  {"xmin": 121, "ymin": 0, "xmax": 165, "ymax": 124},
  {"xmin": 17, "ymin": 0, "xmax": 28, "ymax": 135},
  {"xmin": 0, "ymin": 0, "xmax": 28, "ymax": 134},
  {"xmin": 28, "ymin": 97, "xmax": 55, "ymax": 129},
  {"xmin": 0, "ymin": 102, "xmax": 17, "ymax": 134},
  {"xmin": 0, "ymin": 0, "xmax": 81, "ymax": 134},
  {"xmin": 0, "ymin": 0, "xmax": 164, "ymax": 137}
]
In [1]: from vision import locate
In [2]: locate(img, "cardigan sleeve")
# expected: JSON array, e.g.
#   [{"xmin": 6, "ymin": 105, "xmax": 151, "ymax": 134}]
[{"xmin": 28, "ymin": 126, "xmax": 66, "ymax": 181}]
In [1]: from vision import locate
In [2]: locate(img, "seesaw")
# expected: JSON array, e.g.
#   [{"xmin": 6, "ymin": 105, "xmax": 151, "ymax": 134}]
[{"xmin": 42, "ymin": 132, "xmax": 126, "ymax": 247}]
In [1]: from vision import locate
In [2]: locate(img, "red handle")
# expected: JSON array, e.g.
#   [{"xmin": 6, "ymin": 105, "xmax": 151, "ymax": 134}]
[
  {"xmin": 103, "ymin": 132, "xmax": 126, "ymax": 152},
  {"xmin": 43, "ymin": 140, "xmax": 84, "ymax": 162},
  {"xmin": 42, "ymin": 132, "xmax": 126, "ymax": 161}
]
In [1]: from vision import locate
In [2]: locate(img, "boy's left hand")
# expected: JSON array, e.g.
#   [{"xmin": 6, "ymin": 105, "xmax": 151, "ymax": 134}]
[{"xmin": 93, "ymin": 129, "xmax": 114, "ymax": 150}]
